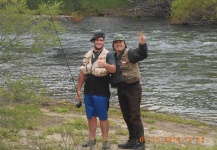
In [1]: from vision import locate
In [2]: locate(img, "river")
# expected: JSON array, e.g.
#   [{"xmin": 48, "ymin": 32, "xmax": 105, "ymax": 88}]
[{"xmin": 1, "ymin": 17, "xmax": 217, "ymax": 126}]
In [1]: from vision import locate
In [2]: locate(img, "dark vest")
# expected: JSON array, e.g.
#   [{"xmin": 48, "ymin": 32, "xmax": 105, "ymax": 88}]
[
  {"xmin": 111, "ymin": 49, "xmax": 141, "ymax": 86},
  {"xmin": 120, "ymin": 49, "xmax": 141, "ymax": 83}
]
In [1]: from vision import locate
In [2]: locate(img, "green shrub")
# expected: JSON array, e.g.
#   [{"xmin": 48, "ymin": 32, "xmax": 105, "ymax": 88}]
[
  {"xmin": 171, "ymin": 0, "xmax": 217, "ymax": 23},
  {"xmin": 0, "ymin": 103, "xmax": 43, "ymax": 139},
  {"xmin": 0, "ymin": 77, "xmax": 45, "ymax": 104},
  {"xmin": 26, "ymin": 0, "xmax": 128, "ymax": 15}
]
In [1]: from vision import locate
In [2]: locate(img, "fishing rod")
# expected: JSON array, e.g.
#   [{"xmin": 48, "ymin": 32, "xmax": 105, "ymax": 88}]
[{"xmin": 44, "ymin": 0, "xmax": 81, "ymax": 108}]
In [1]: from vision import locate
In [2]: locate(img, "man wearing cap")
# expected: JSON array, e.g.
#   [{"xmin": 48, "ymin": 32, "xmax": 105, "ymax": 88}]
[
  {"xmin": 111, "ymin": 32, "xmax": 148, "ymax": 150},
  {"xmin": 76, "ymin": 31, "xmax": 116, "ymax": 149}
]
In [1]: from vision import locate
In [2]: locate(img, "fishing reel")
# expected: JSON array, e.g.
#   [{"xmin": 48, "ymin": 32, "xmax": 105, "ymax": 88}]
[{"xmin": 76, "ymin": 101, "xmax": 82, "ymax": 108}]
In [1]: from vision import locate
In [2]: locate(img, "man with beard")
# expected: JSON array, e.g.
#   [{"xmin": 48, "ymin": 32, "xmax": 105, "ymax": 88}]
[{"xmin": 76, "ymin": 31, "xmax": 116, "ymax": 149}]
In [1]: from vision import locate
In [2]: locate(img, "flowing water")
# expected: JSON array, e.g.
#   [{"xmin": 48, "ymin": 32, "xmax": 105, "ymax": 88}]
[{"xmin": 1, "ymin": 17, "xmax": 217, "ymax": 125}]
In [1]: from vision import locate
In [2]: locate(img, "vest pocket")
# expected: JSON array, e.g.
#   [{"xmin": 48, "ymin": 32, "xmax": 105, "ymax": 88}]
[
  {"xmin": 80, "ymin": 66, "xmax": 91, "ymax": 74},
  {"xmin": 92, "ymin": 67, "xmax": 108, "ymax": 77},
  {"xmin": 82, "ymin": 57, "xmax": 90, "ymax": 65}
]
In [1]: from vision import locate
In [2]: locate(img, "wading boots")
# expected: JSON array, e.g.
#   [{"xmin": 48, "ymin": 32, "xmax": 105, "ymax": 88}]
[
  {"xmin": 134, "ymin": 142, "xmax": 145, "ymax": 150},
  {"xmin": 118, "ymin": 138, "xmax": 137, "ymax": 149},
  {"xmin": 118, "ymin": 138, "xmax": 145, "ymax": 150}
]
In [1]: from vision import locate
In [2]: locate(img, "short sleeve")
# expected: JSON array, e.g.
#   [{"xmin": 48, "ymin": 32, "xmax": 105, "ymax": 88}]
[{"xmin": 106, "ymin": 52, "xmax": 116, "ymax": 65}]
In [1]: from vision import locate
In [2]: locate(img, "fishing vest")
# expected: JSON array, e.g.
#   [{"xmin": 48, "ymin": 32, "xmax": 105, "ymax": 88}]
[
  {"xmin": 80, "ymin": 48, "xmax": 109, "ymax": 77},
  {"xmin": 120, "ymin": 49, "xmax": 141, "ymax": 83}
]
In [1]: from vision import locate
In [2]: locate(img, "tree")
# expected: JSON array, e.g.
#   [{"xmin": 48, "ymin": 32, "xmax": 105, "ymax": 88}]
[{"xmin": 0, "ymin": 0, "xmax": 64, "ymax": 63}]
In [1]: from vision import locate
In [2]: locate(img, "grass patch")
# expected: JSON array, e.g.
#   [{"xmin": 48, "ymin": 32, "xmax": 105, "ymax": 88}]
[
  {"xmin": 0, "ymin": 103, "xmax": 43, "ymax": 131},
  {"xmin": 109, "ymin": 120, "xmax": 116, "ymax": 128},
  {"xmin": 149, "ymin": 126, "xmax": 158, "ymax": 130},
  {"xmin": 109, "ymin": 108, "xmax": 122, "ymax": 118},
  {"xmin": 141, "ymin": 111, "xmax": 209, "ymax": 127},
  {"xmin": 47, "ymin": 100, "xmax": 86, "ymax": 114},
  {"xmin": 109, "ymin": 133, "xmax": 118, "ymax": 144},
  {"xmin": 145, "ymin": 119, "xmax": 156, "ymax": 124},
  {"xmin": 115, "ymin": 129, "xmax": 128, "ymax": 136},
  {"xmin": 63, "ymin": 118, "xmax": 88, "ymax": 130},
  {"xmin": 0, "ymin": 141, "xmax": 12, "ymax": 150},
  {"xmin": 43, "ymin": 125, "xmax": 64, "ymax": 135},
  {"xmin": 198, "ymin": 130, "xmax": 209, "ymax": 134},
  {"xmin": 50, "ymin": 107, "xmax": 69, "ymax": 113}
]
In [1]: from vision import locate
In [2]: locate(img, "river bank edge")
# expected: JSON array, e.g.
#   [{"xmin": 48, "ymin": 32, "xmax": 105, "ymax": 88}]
[
  {"xmin": 66, "ymin": 2, "xmax": 217, "ymax": 26},
  {"xmin": 32, "ymin": 100, "xmax": 217, "ymax": 149},
  {"xmin": 1, "ymin": 99, "xmax": 216, "ymax": 149},
  {"xmin": 58, "ymin": 10, "xmax": 217, "ymax": 27}
]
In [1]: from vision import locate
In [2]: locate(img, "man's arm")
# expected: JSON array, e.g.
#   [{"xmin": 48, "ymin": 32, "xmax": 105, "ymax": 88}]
[
  {"xmin": 76, "ymin": 72, "xmax": 86, "ymax": 100},
  {"xmin": 98, "ymin": 52, "xmax": 116, "ymax": 73},
  {"xmin": 103, "ymin": 63, "xmax": 116, "ymax": 73},
  {"xmin": 128, "ymin": 31, "xmax": 148, "ymax": 63}
]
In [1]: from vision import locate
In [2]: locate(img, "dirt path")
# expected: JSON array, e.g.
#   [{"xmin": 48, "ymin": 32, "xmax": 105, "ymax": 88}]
[{"xmin": 40, "ymin": 108, "xmax": 216, "ymax": 149}]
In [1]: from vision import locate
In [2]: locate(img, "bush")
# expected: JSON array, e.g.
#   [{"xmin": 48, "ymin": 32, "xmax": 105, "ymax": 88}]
[
  {"xmin": 171, "ymin": 0, "xmax": 217, "ymax": 24},
  {"xmin": 0, "ymin": 77, "xmax": 46, "ymax": 104}
]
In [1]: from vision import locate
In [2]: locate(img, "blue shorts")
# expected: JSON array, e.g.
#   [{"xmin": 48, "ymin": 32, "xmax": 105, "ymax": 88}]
[{"xmin": 84, "ymin": 94, "xmax": 109, "ymax": 120}]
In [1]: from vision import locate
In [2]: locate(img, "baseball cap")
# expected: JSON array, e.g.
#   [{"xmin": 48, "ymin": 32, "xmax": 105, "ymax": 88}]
[{"xmin": 113, "ymin": 34, "xmax": 125, "ymax": 41}]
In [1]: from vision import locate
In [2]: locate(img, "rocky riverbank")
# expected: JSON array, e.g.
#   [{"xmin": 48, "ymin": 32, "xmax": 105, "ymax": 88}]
[
  {"xmin": 89, "ymin": 0, "xmax": 216, "ymax": 26},
  {"xmin": 90, "ymin": 0, "xmax": 171, "ymax": 18}
]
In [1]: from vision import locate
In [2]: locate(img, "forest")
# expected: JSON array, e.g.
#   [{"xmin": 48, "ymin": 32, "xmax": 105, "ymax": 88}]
[{"xmin": 24, "ymin": 0, "xmax": 217, "ymax": 25}]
